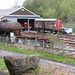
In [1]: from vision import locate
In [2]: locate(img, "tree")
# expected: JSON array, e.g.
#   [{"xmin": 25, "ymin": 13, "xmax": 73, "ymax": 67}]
[
  {"xmin": 22, "ymin": 0, "xmax": 75, "ymax": 23},
  {"xmin": 12, "ymin": 0, "xmax": 20, "ymax": 8}
]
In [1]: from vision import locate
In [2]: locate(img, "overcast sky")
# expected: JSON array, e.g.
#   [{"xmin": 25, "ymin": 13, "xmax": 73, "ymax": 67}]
[{"xmin": 0, "ymin": 0, "xmax": 25, "ymax": 9}]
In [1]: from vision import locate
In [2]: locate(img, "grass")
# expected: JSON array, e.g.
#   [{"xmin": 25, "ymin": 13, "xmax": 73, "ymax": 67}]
[
  {"xmin": 0, "ymin": 45, "xmax": 75, "ymax": 70},
  {"xmin": 0, "ymin": 59, "xmax": 7, "ymax": 70}
]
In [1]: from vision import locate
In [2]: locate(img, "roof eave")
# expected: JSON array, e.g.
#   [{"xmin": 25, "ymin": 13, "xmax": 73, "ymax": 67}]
[{"xmin": 4, "ymin": 15, "xmax": 40, "ymax": 19}]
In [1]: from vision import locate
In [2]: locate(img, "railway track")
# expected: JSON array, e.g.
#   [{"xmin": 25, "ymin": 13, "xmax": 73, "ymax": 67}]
[
  {"xmin": 56, "ymin": 34, "xmax": 75, "ymax": 55},
  {"xmin": 57, "ymin": 34, "xmax": 75, "ymax": 47}
]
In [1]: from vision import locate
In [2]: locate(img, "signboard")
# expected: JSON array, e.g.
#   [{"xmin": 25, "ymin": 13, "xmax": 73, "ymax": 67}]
[
  {"xmin": 10, "ymin": 32, "xmax": 14, "ymax": 37},
  {"xmin": 10, "ymin": 32, "xmax": 15, "ymax": 43}
]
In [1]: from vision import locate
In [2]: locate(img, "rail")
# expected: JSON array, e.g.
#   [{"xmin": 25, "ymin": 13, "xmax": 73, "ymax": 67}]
[{"xmin": 57, "ymin": 34, "xmax": 75, "ymax": 47}]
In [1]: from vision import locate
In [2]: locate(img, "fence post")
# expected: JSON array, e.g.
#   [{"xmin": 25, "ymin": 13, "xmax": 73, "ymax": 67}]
[
  {"xmin": 35, "ymin": 38, "xmax": 37, "ymax": 47},
  {"xmin": 43, "ymin": 40, "xmax": 45, "ymax": 48},
  {"xmin": 6, "ymin": 36, "xmax": 9, "ymax": 46},
  {"xmin": 62, "ymin": 35, "xmax": 64, "ymax": 54},
  {"xmin": 25, "ymin": 37, "xmax": 27, "ymax": 45}
]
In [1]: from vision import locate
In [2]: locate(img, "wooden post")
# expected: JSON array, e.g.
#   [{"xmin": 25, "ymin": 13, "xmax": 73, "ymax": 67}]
[
  {"xmin": 6, "ymin": 36, "xmax": 9, "ymax": 46},
  {"xmin": 25, "ymin": 37, "xmax": 27, "ymax": 45},
  {"xmin": 43, "ymin": 40, "xmax": 45, "ymax": 48},
  {"xmin": 35, "ymin": 38, "xmax": 37, "ymax": 47},
  {"xmin": 44, "ymin": 40, "xmax": 47, "ymax": 48}
]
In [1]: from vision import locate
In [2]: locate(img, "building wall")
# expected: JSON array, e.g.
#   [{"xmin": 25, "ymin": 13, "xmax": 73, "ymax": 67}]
[
  {"xmin": 4, "ymin": 18, "xmax": 17, "ymax": 22},
  {"xmin": 10, "ymin": 8, "xmax": 35, "ymax": 15}
]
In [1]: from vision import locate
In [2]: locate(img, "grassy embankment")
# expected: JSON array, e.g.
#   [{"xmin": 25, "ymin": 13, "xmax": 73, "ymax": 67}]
[
  {"xmin": 0, "ymin": 45, "xmax": 75, "ymax": 70},
  {"xmin": 0, "ymin": 59, "xmax": 7, "ymax": 70}
]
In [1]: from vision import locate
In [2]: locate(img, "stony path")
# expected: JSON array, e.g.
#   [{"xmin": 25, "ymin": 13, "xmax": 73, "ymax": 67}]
[
  {"xmin": 40, "ymin": 58, "xmax": 75, "ymax": 73},
  {"xmin": 0, "ymin": 49, "xmax": 26, "ymax": 59},
  {"xmin": 0, "ymin": 71, "xmax": 6, "ymax": 75},
  {"xmin": 0, "ymin": 49, "xmax": 75, "ymax": 74},
  {"xmin": 0, "ymin": 70, "xmax": 8, "ymax": 75}
]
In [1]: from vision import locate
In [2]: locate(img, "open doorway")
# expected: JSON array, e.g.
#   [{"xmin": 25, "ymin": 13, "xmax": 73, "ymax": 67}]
[{"xmin": 17, "ymin": 19, "xmax": 34, "ymax": 31}]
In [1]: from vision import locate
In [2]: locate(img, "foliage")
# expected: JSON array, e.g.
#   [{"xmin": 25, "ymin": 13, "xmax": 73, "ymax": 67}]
[
  {"xmin": 31, "ymin": 66, "xmax": 40, "ymax": 75},
  {"xmin": 47, "ymin": 34, "xmax": 65, "ymax": 48},
  {"xmin": 22, "ymin": 0, "xmax": 75, "ymax": 23}
]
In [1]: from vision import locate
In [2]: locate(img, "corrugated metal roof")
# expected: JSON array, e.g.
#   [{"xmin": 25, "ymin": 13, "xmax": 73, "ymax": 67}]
[
  {"xmin": 0, "ymin": 8, "xmax": 18, "ymax": 18},
  {"xmin": 0, "ymin": 7, "xmax": 38, "ymax": 19}
]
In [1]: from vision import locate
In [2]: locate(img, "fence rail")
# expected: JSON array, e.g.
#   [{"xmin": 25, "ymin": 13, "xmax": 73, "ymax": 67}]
[
  {"xmin": 65, "ymin": 23, "xmax": 75, "ymax": 32},
  {"xmin": 0, "ymin": 34, "xmax": 75, "ymax": 51}
]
